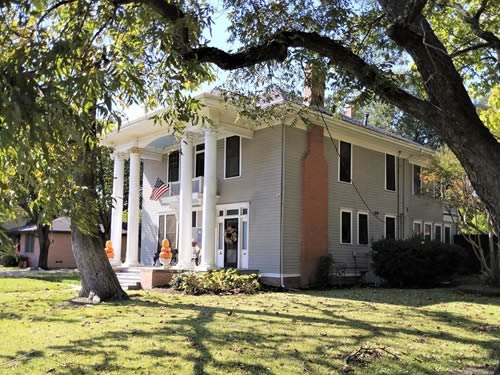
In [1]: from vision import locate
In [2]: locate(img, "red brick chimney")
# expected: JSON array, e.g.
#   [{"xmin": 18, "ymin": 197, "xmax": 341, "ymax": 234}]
[
  {"xmin": 301, "ymin": 63, "xmax": 329, "ymax": 287},
  {"xmin": 303, "ymin": 64, "xmax": 326, "ymax": 109}
]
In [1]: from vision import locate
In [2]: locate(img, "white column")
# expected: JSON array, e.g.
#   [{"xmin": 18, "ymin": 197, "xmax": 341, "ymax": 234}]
[
  {"xmin": 177, "ymin": 135, "xmax": 194, "ymax": 268},
  {"xmin": 199, "ymin": 128, "xmax": 217, "ymax": 270},
  {"xmin": 124, "ymin": 148, "xmax": 142, "ymax": 267},
  {"xmin": 110, "ymin": 152, "xmax": 125, "ymax": 266}
]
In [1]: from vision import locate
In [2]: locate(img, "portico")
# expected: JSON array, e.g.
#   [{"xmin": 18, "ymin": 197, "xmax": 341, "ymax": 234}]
[
  {"xmin": 102, "ymin": 95, "xmax": 255, "ymax": 272},
  {"xmin": 107, "ymin": 127, "xmax": 220, "ymax": 270}
]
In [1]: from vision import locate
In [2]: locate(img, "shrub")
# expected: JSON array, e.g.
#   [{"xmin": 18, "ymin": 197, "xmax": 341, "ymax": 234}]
[
  {"xmin": 316, "ymin": 255, "xmax": 334, "ymax": 287},
  {"xmin": 17, "ymin": 255, "xmax": 30, "ymax": 268},
  {"xmin": 172, "ymin": 269, "xmax": 261, "ymax": 295},
  {"xmin": 371, "ymin": 238, "xmax": 467, "ymax": 287},
  {"xmin": 0, "ymin": 254, "xmax": 18, "ymax": 267}
]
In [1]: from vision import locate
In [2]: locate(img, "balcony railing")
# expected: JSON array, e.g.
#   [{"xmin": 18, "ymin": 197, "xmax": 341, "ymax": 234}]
[{"xmin": 166, "ymin": 176, "xmax": 204, "ymax": 197}]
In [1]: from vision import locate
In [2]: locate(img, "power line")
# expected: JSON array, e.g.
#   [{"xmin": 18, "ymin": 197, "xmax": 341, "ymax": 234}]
[{"xmin": 313, "ymin": 101, "xmax": 386, "ymax": 223}]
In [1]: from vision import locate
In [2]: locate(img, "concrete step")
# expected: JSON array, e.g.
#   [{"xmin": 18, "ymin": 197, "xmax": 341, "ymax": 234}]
[{"xmin": 116, "ymin": 271, "xmax": 142, "ymax": 290}]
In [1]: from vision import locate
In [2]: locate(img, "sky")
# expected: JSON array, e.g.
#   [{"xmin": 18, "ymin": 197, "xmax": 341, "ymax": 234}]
[{"xmin": 123, "ymin": 1, "xmax": 231, "ymax": 121}]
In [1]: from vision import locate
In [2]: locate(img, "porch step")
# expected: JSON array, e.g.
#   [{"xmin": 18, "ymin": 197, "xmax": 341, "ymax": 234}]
[{"xmin": 115, "ymin": 271, "xmax": 141, "ymax": 290}]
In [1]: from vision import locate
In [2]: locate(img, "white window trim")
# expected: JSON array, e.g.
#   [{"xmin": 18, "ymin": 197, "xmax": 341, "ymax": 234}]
[
  {"xmin": 224, "ymin": 135, "xmax": 242, "ymax": 180},
  {"xmin": 216, "ymin": 202, "xmax": 250, "ymax": 269},
  {"xmin": 340, "ymin": 208, "xmax": 353, "ymax": 244},
  {"xmin": 434, "ymin": 223, "xmax": 443, "ymax": 242},
  {"xmin": 167, "ymin": 149, "xmax": 180, "ymax": 183},
  {"xmin": 444, "ymin": 223, "xmax": 452, "ymax": 244},
  {"xmin": 357, "ymin": 211, "xmax": 369, "ymax": 246},
  {"xmin": 337, "ymin": 140, "xmax": 353, "ymax": 184},
  {"xmin": 194, "ymin": 142, "xmax": 205, "ymax": 177},
  {"xmin": 424, "ymin": 221, "xmax": 433, "ymax": 240},
  {"xmin": 413, "ymin": 220, "xmax": 423, "ymax": 237},
  {"xmin": 384, "ymin": 214, "xmax": 397, "ymax": 239},
  {"xmin": 385, "ymin": 153, "xmax": 397, "ymax": 192}
]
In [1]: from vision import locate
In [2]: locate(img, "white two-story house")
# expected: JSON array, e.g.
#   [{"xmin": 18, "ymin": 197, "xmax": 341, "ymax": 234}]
[{"xmin": 101, "ymin": 86, "xmax": 455, "ymax": 288}]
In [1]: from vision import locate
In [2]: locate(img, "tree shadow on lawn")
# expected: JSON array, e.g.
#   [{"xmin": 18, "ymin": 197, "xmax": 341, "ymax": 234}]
[
  {"xmin": 292, "ymin": 298, "xmax": 500, "ymax": 365},
  {"xmin": 40, "ymin": 296, "xmax": 500, "ymax": 374},
  {"xmin": 299, "ymin": 287, "xmax": 500, "ymax": 307}
]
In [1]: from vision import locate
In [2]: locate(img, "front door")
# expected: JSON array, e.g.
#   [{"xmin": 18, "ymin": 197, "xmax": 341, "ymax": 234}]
[{"xmin": 224, "ymin": 218, "xmax": 239, "ymax": 268}]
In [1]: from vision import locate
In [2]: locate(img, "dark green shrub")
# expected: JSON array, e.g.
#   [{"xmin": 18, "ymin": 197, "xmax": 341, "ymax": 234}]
[
  {"xmin": 172, "ymin": 269, "xmax": 260, "ymax": 295},
  {"xmin": 17, "ymin": 255, "xmax": 30, "ymax": 268},
  {"xmin": 316, "ymin": 255, "xmax": 334, "ymax": 287},
  {"xmin": 371, "ymin": 238, "xmax": 467, "ymax": 287},
  {"xmin": 0, "ymin": 254, "xmax": 18, "ymax": 267}
]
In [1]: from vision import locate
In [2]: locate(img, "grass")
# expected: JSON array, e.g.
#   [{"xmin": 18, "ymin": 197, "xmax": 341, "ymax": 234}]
[{"xmin": 0, "ymin": 276, "xmax": 499, "ymax": 374}]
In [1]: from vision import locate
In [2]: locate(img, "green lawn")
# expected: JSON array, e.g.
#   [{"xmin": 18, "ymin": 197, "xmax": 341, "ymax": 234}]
[{"xmin": 0, "ymin": 276, "xmax": 498, "ymax": 374}]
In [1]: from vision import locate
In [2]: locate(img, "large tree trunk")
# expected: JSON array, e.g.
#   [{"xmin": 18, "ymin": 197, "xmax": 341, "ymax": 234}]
[
  {"xmin": 71, "ymin": 134, "xmax": 128, "ymax": 300},
  {"xmin": 71, "ymin": 223, "xmax": 128, "ymax": 300},
  {"xmin": 37, "ymin": 224, "xmax": 50, "ymax": 270},
  {"xmin": 379, "ymin": 0, "xmax": 500, "ymax": 235}
]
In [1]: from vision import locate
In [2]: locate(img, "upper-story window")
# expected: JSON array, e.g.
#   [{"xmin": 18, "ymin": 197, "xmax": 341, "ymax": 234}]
[
  {"xmin": 413, "ymin": 164, "xmax": 422, "ymax": 195},
  {"xmin": 168, "ymin": 150, "xmax": 179, "ymax": 182},
  {"xmin": 339, "ymin": 141, "xmax": 352, "ymax": 183},
  {"xmin": 225, "ymin": 136, "xmax": 241, "ymax": 179},
  {"xmin": 195, "ymin": 143, "xmax": 204, "ymax": 177},
  {"xmin": 385, "ymin": 154, "xmax": 396, "ymax": 191}
]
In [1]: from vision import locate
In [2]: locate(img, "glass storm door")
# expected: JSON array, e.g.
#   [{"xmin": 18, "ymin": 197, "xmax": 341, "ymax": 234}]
[{"xmin": 224, "ymin": 218, "xmax": 239, "ymax": 268}]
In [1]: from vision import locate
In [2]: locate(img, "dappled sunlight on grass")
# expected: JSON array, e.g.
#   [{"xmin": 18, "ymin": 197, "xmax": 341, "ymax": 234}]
[{"xmin": 0, "ymin": 277, "xmax": 498, "ymax": 374}]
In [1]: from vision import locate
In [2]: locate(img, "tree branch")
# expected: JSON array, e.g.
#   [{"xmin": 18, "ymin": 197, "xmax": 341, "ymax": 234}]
[
  {"xmin": 184, "ymin": 30, "xmax": 440, "ymax": 122},
  {"xmin": 37, "ymin": 0, "xmax": 78, "ymax": 28},
  {"xmin": 450, "ymin": 42, "xmax": 494, "ymax": 58},
  {"xmin": 439, "ymin": 0, "xmax": 500, "ymax": 52}
]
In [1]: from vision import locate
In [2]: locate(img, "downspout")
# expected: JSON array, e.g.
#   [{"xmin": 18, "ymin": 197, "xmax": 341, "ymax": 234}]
[
  {"xmin": 397, "ymin": 151, "xmax": 401, "ymax": 239},
  {"xmin": 402, "ymin": 158, "xmax": 406, "ymax": 239},
  {"xmin": 279, "ymin": 124, "xmax": 286, "ymax": 288}
]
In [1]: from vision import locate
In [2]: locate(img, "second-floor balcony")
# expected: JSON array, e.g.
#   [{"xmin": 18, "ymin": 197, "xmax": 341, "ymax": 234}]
[
  {"xmin": 165, "ymin": 176, "xmax": 205, "ymax": 197},
  {"xmin": 159, "ymin": 176, "xmax": 219, "ymax": 207}
]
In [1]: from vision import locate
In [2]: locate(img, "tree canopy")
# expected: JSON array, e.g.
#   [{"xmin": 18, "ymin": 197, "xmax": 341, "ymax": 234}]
[{"xmin": 0, "ymin": 0, "xmax": 498, "ymax": 228}]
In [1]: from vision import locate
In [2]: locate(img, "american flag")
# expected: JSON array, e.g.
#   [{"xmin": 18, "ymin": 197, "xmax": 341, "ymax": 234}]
[{"xmin": 150, "ymin": 177, "xmax": 169, "ymax": 200}]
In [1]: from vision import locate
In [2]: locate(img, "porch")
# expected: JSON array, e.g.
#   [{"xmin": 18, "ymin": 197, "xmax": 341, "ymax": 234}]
[{"xmin": 101, "ymin": 100, "xmax": 255, "ymax": 279}]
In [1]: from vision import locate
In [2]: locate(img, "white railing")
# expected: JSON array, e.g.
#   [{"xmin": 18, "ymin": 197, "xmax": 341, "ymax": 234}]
[{"xmin": 167, "ymin": 176, "xmax": 204, "ymax": 197}]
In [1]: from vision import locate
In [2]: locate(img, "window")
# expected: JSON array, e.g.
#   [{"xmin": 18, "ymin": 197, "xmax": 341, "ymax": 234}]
[
  {"xmin": 413, "ymin": 221, "xmax": 422, "ymax": 238},
  {"xmin": 424, "ymin": 223, "xmax": 432, "ymax": 241},
  {"xmin": 413, "ymin": 164, "xmax": 422, "ymax": 195},
  {"xmin": 168, "ymin": 151, "xmax": 179, "ymax": 182},
  {"xmin": 444, "ymin": 225, "xmax": 452, "ymax": 244},
  {"xmin": 225, "ymin": 136, "xmax": 241, "ymax": 178},
  {"xmin": 339, "ymin": 141, "xmax": 352, "ymax": 183},
  {"xmin": 340, "ymin": 209, "xmax": 352, "ymax": 244},
  {"xmin": 385, "ymin": 216, "xmax": 396, "ymax": 239},
  {"xmin": 242, "ymin": 221, "xmax": 248, "ymax": 250},
  {"xmin": 191, "ymin": 210, "xmax": 202, "ymax": 245},
  {"xmin": 25, "ymin": 234, "xmax": 35, "ymax": 253},
  {"xmin": 358, "ymin": 212, "xmax": 369, "ymax": 245},
  {"xmin": 434, "ymin": 224, "xmax": 442, "ymax": 242},
  {"xmin": 158, "ymin": 214, "xmax": 177, "ymax": 250},
  {"xmin": 195, "ymin": 143, "xmax": 204, "ymax": 177},
  {"xmin": 385, "ymin": 154, "xmax": 396, "ymax": 191}
]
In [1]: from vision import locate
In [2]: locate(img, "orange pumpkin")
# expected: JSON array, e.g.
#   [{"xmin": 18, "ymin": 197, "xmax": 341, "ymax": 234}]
[
  {"xmin": 104, "ymin": 240, "xmax": 114, "ymax": 258},
  {"xmin": 160, "ymin": 239, "xmax": 172, "ymax": 259}
]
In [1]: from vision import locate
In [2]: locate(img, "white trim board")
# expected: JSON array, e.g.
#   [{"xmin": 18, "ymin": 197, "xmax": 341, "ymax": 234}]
[{"xmin": 260, "ymin": 273, "xmax": 301, "ymax": 278}]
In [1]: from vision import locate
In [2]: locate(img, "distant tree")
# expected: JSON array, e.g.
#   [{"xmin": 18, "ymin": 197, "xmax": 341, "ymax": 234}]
[
  {"xmin": 426, "ymin": 148, "xmax": 499, "ymax": 284},
  {"xmin": 354, "ymin": 100, "xmax": 442, "ymax": 148},
  {"xmin": 0, "ymin": 142, "xmax": 70, "ymax": 269}
]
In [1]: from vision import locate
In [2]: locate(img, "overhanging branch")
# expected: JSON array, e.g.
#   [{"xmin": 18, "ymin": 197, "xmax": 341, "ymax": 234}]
[{"xmin": 185, "ymin": 30, "xmax": 441, "ymax": 122}]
